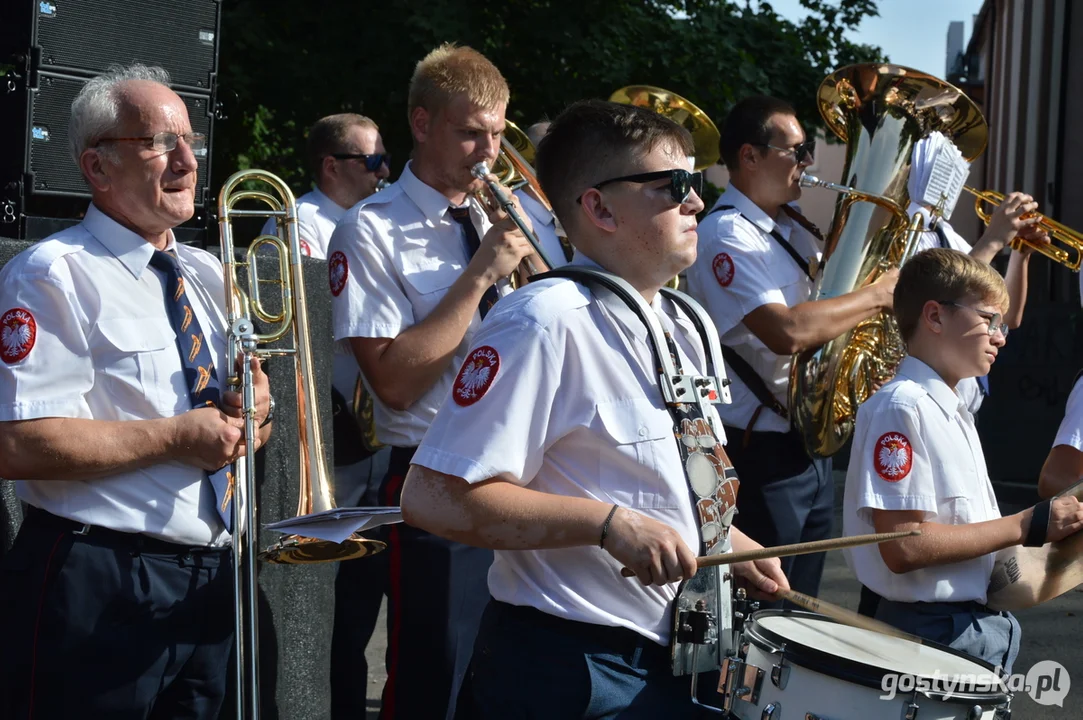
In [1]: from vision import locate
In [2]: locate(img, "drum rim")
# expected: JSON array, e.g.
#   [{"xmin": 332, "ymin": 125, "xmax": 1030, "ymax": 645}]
[{"xmin": 743, "ymin": 610, "xmax": 1011, "ymax": 704}]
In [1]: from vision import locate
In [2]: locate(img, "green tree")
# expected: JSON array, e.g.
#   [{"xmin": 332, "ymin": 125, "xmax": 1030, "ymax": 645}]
[{"xmin": 213, "ymin": 0, "xmax": 883, "ymax": 192}]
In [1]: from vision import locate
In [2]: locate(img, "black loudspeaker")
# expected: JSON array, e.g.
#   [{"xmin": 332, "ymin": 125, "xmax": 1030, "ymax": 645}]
[
  {"xmin": 0, "ymin": 0, "xmax": 221, "ymax": 238},
  {"xmin": 0, "ymin": 0, "xmax": 221, "ymax": 92}
]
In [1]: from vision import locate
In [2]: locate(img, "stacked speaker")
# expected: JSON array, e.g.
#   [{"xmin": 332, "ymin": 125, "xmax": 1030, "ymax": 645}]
[{"xmin": 0, "ymin": 0, "xmax": 221, "ymax": 240}]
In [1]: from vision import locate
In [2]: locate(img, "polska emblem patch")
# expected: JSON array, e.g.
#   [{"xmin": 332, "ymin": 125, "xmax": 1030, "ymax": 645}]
[
  {"xmin": 712, "ymin": 252, "xmax": 735, "ymax": 287},
  {"xmin": 874, "ymin": 432, "xmax": 913, "ymax": 482},
  {"xmin": 0, "ymin": 308, "xmax": 36, "ymax": 364},
  {"xmin": 329, "ymin": 251, "xmax": 348, "ymax": 296},
  {"xmin": 299, "ymin": 238, "xmax": 312, "ymax": 256},
  {"xmin": 453, "ymin": 345, "xmax": 499, "ymax": 406}
]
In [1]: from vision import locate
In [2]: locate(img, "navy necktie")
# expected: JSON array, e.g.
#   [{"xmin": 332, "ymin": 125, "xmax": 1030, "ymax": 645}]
[
  {"xmin": 932, "ymin": 219, "xmax": 951, "ymax": 248},
  {"xmin": 448, "ymin": 205, "xmax": 500, "ymax": 318},
  {"xmin": 148, "ymin": 249, "xmax": 234, "ymax": 530}
]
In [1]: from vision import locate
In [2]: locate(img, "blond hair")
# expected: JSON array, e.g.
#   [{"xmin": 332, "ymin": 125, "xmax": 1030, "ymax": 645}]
[
  {"xmin": 407, "ymin": 43, "xmax": 509, "ymax": 118},
  {"xmin": 894, "ymin": 248, "xmax": 1010, "ymax": 341}
]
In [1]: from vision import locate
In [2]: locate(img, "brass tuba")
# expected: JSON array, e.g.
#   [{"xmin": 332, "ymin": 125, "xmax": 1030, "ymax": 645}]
[{"xmin": 790, "ymin": 64, "xmax": 988, "ymax": 457}]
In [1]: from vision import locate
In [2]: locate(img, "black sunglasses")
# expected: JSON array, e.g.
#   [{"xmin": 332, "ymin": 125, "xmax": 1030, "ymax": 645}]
[
  {"xmin": 330, "ymin": 152, "xmax": 391, "ymax": 171},
  {"xmin": 578, "ymin": 169, "xmax": 703, "ymax": 205},
  {"xmin": 758, "ymin": 140, "xmax": 815, "ymax": 163}
]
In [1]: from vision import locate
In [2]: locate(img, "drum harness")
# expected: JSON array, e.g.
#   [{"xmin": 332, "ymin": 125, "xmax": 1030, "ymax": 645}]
[{"xmin": 532, "ymin": 267, "xmax": 752, "ymax": 713}]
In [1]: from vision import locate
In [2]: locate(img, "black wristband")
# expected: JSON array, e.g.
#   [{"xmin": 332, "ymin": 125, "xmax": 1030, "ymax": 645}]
[
  {"xmin": 1024, "ymin": 498, "xmax": 1051, "ymax": 547},
  {"xmin": 599, "ymin": 504, "xmax": 619, "ymax": 549}
]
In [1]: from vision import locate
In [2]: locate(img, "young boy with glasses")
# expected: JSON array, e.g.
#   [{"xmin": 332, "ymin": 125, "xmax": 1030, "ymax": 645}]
[{"xmin": 843, "ymin": 247, "xmax": 1083, "ymax": 672}]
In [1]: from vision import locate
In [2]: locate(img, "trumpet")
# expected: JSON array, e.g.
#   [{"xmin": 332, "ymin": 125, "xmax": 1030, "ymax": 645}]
[{"xmin": 963, "ymin": 186, "xmax": 1083, "ymax": 271}]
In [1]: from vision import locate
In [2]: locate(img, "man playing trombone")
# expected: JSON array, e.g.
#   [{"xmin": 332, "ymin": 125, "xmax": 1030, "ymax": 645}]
[
  {"xmin": 0, "ymin": 64, "xmax": 272, "ymax": 719},
  {"xmin": 327, "ymin": 43, "xmax": 536, "ymax": 719}
]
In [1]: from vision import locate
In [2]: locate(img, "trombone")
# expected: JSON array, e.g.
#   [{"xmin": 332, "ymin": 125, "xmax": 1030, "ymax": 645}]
[
  {"xmin": 218, "ymin": 168, "xmax": 385, "ymax": 719},
  {"xmin": 963, "ymin": 186, "xmax": 1083, "ymax": 271}
]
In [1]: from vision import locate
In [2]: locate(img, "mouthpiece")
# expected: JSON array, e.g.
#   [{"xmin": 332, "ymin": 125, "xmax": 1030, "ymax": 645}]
[
  {"xmin": 376, "ymin": 179, "xmax": 391, "ymax": 191},
  {"xmin": 470, "ymin": 162, "xmax": 490, "ymax": 181},
  {"xmin": 799, "ymin": 173, "xmax": 823, "ymax": 189}
]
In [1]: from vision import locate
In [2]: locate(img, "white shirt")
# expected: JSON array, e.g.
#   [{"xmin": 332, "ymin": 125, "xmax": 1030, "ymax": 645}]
[
  {"xmin": 328, "ymin": 161, "xmax": 509, "ymax": 447},
  {"xmin": 413, "ymin": 256, "xmax": 709, "ymax": 644},
  {"xmin": 686, "ymin": 186, "xmax": 822, "ymax": 433},
  {"xmin": 514, "ymin": 188, "xmax": 570, "ymax": 269},
  {"xmin": 843, "ymin": 356, "xmax": 1001, "ymax": 604},
  {"xmin": 0, "ymin": 204, "xmax": 233, "ymax": 547},
  {"xmin": 1053, "ymin": 374, "xmax": 1083, "ymax": 452},
  {"xmin": 907, "ymin": 202, "xmax": 985, "ymax": 414},
  {"xmin": 259, "ymin": 187, "xmax": 347, "ymax": 259}
]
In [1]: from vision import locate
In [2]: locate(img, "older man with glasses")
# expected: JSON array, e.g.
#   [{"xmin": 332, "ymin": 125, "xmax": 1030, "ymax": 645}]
[
  {"xmin": 0, "ymin": 63, "xmax": 273, "ymax": 719},
  {"xmin": 685, "ymin": 95, "xmax": 899, "ymax": 605}
]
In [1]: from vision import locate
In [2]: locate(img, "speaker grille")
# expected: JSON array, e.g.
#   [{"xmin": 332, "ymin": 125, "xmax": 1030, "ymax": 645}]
[
  {"xmin": 35, "ymin": 0, "xmax": 219, "ymax": 90},
  {"xmin": 28, "ymin": 73, "xmax": 212, "ymax": 206}
]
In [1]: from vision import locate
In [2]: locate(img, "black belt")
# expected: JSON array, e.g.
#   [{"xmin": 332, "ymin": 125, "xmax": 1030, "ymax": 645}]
[
  {"xmin": 26, "ymin": 506, "xmax": 229, "ymax": 556},
  {"xmin": 492, "ymin": 600, "xmax": 668, "ymax": 660}
]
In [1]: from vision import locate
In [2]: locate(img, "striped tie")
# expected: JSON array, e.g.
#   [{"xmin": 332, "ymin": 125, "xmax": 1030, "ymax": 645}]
[{"xmin": 149, "ymin": 249, "xmax": 234, "ymax": 530}]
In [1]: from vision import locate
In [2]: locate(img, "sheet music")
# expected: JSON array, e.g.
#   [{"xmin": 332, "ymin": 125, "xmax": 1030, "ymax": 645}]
[
  {"xmin": 909, "ymin": 131, "xmax": 971, "ymax": 221},
  {"xmin": 264, "ymin": 506, "xmax": 403, "ymax": 544}
]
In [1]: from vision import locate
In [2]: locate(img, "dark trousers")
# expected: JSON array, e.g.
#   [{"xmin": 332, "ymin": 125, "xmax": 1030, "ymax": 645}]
[
  {"xmin": 875, "ymin": 599, "xmax": 1021, "ymax": 674},
  {"xmin": 0, "ymin": 508, "xmax": 233, "ymax": 720},
  {"xmin": 463, "ymin": 600, "xmax": 704, "ymax": 719},
  {"xmin": 376, "ymin": 447, "xmax": 492, "ymax": 720},
  {"xmin": 330, "ymin": 447, "xmax": 392, "ymax": 720},
  {"xmin": 723, "ymin": 426, "xmax": 833, "ymax": 605}
]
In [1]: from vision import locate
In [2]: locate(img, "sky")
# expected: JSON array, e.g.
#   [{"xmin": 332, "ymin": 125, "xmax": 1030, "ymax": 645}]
[{"xmin": 762, "ymin": 0, "xmax": 987, "ymax": 77}]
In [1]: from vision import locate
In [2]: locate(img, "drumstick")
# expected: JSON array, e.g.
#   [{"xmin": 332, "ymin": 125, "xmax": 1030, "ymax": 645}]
[
  {"xmin": 619, "ymin": 529, "xmax": 919, "ymax": 578},
  {"xmin": 777, "ymin": 588, "xmax": 923, "ymax": 644}
]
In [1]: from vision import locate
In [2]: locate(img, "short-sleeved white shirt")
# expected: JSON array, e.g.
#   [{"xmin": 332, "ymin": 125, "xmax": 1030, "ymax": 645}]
[
  {"xmin": 514, "ymin": 189, "xmax": 569, "ymax": 270},
  {"xmin": 906, "ymin": 202, "xmax": 985, "ymax": 414},
  {"xmin": 0, "ymin": 204, "xmax": 234, "ymax": 547},
  {"xmin": 685, "ymin": 186, "xmax": 821, "ymax": 433},
  {"xmin": 328, "ymin": 161, "xmax": 510, "ymax": 447},
  {"xmin": 843, "ymin": 355, "xmax": 1001, "ymax": 603},
  {"xmin": 1053, "ymin": 374, "xmax": 1083, "ymax": 452},
  {"xmin": 413, "ymin": 256, "xmax": 712, "ymax": 644},
  {"xmin": 259, "ymin": 187, "xmax": 347, "ymax": 259}
]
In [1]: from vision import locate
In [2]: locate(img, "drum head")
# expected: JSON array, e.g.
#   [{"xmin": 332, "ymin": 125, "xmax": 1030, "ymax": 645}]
[{"xmin": 744, "ymin": 610, "xmax": 1009, "ymax": 703}]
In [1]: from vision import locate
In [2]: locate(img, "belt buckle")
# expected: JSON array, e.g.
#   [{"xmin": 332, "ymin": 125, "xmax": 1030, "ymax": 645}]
[{"xmin": 72, "ymin": 523, "xmax": 92, "ymax": 536}]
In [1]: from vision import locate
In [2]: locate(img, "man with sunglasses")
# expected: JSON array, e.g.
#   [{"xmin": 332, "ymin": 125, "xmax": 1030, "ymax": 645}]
[
  {"xmin": 400, "ymin": 99, "xmax": 788, "ymax": 718},
  {"xmin": 843, "ymin": 248, "xmax": 1083, "ymax": 671},
  {"xmin": 686, "ymin": 95, "xmax": 899, "ymax": 604},
  {"xmin": 0, "ymin": 64, "xmax": 273, "ymax": 719},
  {"xmin": 327, "ymin": 44, "xmax": 537, "ymax": 720}
]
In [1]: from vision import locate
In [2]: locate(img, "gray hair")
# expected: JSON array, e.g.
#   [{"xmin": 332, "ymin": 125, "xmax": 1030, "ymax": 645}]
[{"xmin": 69, "ymin": 63, "xmax": 172, "ymax": 165}]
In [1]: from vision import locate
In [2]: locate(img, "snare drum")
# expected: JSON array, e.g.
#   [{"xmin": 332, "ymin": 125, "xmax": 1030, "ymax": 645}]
[{"xmin": 720, "ymin": 610, "xmax": 1012, "ymax": 720}]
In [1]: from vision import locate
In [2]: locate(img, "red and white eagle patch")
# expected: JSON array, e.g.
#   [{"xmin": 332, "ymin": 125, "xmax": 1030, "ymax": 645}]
[
  {"xmin": 452, "ymin": 345, "xmax": 499, "ymax": 406},
  {"xmin": 0, "ymin": 308, "xmax": 36, "ymax": 364},
  {"xmin": 299, "ymin": 238, "xmax": 312, "ymax": 257},
  {"xmin": 874, "ymin": 432, "xmax": 913, "ymax": 482},
  {"xmin": 329, "ymin": 251, "xmax": 348, "ymax": 296},
  {"xmin": 712, "ymin": 252, "xmax": 735, "ymax": 287}
]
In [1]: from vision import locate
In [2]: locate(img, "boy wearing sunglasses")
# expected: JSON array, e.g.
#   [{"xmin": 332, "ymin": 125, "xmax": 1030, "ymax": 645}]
[
  {"xmin": 843, "ymin": 248, "xmax": 1083, "ymax": 672},
  {"xmin": 686, "ymin": 95, "xmax": 898, "ymax": 604},
  {"xmin": 400, "ymin": 99, "xmax": 788, "ymax": 717}
]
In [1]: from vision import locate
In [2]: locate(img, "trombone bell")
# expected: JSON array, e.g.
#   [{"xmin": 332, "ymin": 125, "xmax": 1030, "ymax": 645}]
[{"xmin": 609, "ymin": 85, "xmax": 720, "ymax": 171}]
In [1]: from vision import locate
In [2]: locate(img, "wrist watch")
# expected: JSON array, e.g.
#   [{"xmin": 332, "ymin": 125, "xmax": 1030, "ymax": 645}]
[{"xmin": 259, "ymin": 394, "xmax": 276, "ymax": 428}]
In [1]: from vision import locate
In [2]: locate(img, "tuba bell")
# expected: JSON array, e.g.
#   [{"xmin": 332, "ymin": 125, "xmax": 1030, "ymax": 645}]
[{"xmin": 790, "ymin": 63, "xmax": 988, "ymax": 457}]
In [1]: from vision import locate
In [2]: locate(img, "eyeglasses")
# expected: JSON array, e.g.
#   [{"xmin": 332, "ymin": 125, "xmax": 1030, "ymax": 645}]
[
  {"xmin": 938, "ymin": 300, "xmax": 1009, "ymax": 339},
  {"xmin": 330, "ymin": 152, "xmax": 391, "ymax": 172},
  {"xmin": 578, "ymin": 169, "xmax": 703, "ymax": 205},
  {"xmin": 758, "ymin": 140, "xmax": 815, "ymax": 163},
  {"xmin": 94, "ymin": 131, "xmax": 207, "ymax": 157}
]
